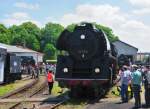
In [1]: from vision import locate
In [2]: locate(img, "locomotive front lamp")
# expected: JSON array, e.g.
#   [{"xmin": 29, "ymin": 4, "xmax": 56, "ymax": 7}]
[
  {"xmin": 63, "ymin": 68, "xmax": 68, "ymax": 73},
  {"xmin": 80, "ymin": 34, "xmax": 85, "ymax": 39},
  {"xmin": 95, "ymin": 68, "xmax": 100, "ymax": 73}
]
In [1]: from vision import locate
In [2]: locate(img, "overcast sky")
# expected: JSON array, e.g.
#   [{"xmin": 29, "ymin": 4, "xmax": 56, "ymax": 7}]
[{"xmin": 0, "ymin": 0, "xmax": 150, "ymax": 52}]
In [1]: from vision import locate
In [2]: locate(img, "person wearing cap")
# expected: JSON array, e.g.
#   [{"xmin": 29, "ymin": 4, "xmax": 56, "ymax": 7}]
[
  {"xmin": 131, "ymin": 65, "xmax": 142, "ymax": 108},
  {"xmin": 119, "ymin": 65, "xmax": 132, "ymax": 103}
]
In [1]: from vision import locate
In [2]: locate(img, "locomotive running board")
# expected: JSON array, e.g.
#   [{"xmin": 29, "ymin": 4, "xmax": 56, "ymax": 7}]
[{"xmin": 56, "ymin": 78, "xmax": 109, "ymax": 81}]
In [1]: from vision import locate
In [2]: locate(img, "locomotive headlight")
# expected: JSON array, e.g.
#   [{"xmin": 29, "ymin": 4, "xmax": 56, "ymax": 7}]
[
  {"xmin": 95, "ymin": 68, "xmax": 100, "ymax": 73},
  {"xmin": 63, "ymin": 68, "xmax": 68, "ymax": 73},
  {"xmin": 80, "ymin": 34, "xmax": 85, "ymax": 39}
]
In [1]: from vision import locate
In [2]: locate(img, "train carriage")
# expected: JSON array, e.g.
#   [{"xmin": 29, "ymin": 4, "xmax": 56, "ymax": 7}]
[
  {"xmin": 0, "ymin": 46, "xmax": 22, "ymax": 84},
  {"xmin": 0, "ymin": 47, "xmax": 7, "ymax": 84}
]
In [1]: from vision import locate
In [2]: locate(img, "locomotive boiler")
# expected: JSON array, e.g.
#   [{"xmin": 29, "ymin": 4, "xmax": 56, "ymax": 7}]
[{"xmin": 55, "ymin": 23, "xmax": 117, "ymax": 97}]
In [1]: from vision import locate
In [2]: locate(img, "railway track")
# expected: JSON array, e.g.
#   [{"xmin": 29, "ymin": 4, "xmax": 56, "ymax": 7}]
[
  {"xmin": 0, "ymin": 75, "xmax": 70, "ymax": 109},
  {"xmin": 8, "ymin": 79, "xmax": 47, "ymax": 109},
  {"xmin": 0, "ymin": 79, "xmax": 38, "ymax": 99},
  {"xmin": 0, "ymin": 76, "xmax": 48, "ymax": 109},
  {"xmin": 4, "ymin": 90, "xmax": 69, "ymax": 109},
  {"xmin": 37, "ymin": 97, "xmax": 70, "ymax": 109}
]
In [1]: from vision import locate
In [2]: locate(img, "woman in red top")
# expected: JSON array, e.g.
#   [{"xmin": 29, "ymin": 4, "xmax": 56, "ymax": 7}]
[{"xmin": 47, "ymin": 70, "xmax": 54, "ymax": 94}]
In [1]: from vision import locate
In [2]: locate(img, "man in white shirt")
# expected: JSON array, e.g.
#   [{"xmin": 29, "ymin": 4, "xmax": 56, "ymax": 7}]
[{"xmin": 120, "ymin": 65, "xmax": 132, "ymax": 102}]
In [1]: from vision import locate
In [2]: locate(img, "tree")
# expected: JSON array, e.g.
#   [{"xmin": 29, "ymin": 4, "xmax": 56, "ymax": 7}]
[
  {"xmin": 94, "ymin": 24, "xmax": 118, "ymax": 42},
  {"xmin": 0, "ymin": 24, "xmax": 11, "ymax": 44},
  {"xmin": 66, "ymin": 24, "xmax": 76, "ymax": 32},
  {"xmin": 9, "ymin": 25, "xmax": 28, "ymax": 46},
  {"xmin": 66, "ymin": 23, "xmax": 118, "ymax": 42},
  {"xmin": 1, "ymin": 22, "xmax": 119, "ymax": 60},
  {"xmin": 44, "ymin": 43, "xmax": 56, "ymax": 59},
  {"xmin": 41, "ymin": 22, "xmax": 64, "ymax": 49},
  {"xmin": 20, "ymin": 22, "xmax": 41, "ymax": 40},
  {"xmin": 9, "ymin": 22, "xmax": 41, "ymax": 51}
]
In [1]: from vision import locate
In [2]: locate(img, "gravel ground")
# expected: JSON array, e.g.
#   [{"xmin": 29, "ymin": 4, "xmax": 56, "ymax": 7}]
[{"xmin": 86, "ymin": 86, "xmax": 150, "ymax": 109}]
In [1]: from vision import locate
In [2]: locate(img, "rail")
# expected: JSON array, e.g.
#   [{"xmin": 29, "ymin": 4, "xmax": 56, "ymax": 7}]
[{"xmin": 8, "ymin": 80, "xmax": 47, "ymax": 109}]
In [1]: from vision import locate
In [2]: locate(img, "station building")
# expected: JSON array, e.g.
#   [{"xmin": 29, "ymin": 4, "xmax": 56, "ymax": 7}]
[
  {"xmin": 0, "ymin": 43, "xmax": 44, "ymax": 63},
  {"xmin": 113, "ymin": 40, "xmax": 138, "ymax": 63}
]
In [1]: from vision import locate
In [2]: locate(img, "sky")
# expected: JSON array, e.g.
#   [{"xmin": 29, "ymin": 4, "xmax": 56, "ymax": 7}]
[{"xmin": 0, "ymin": 0, "xmax": 150, "ymax": 52}]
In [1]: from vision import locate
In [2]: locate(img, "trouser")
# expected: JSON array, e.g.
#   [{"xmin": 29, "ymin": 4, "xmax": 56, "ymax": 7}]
[
  {"xmin": 129, "ymin": 84, "xmax": 133, "ymax": 98},
  {"xmin": 121, "ymin": 84, "xmax": 128, "ymax": 102},
  {"xmin": 31, "ymin": 71, "xmax": 36, "ymax": 79},
  {"xmin": 36, "ymin": 70, "xmax": 39, "ymax": 78},
  {"xmin": 48, "ymin": 82, "xmax": 53, "ymax": 94},
  {"xmin": 132, "ymin": 84, "xmax": 141, "ymax": 107},
  {"xmin": 145, "ymin": 86, "xmax": 150, "ymax": 106}
]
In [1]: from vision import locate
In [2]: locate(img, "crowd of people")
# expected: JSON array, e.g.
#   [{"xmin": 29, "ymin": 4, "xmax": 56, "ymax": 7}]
[
  {"xmin": 21, "ymin": 61, "xmax": 56, "ymax": 94},
  {"xmin": 21, "ymin": 63, "xmax": 39, "ymax": 79},
  {"xmin": 20, "ymin": 59, "xmax": 150, "ymax": 107},
  {"xmin": 114, "ymin": 64, "xmax": 150, "ymax": 108}
]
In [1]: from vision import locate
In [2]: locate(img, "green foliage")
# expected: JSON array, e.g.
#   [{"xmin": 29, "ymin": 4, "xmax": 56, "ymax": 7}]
[
  {"xmin": 9, "ymin": 25, "xmax": 28, "ymax": 46},
  {"xmin": 40, "ymin": 23, "xmax": 64, "ymax": 60},
  {"xmin": 44, "ymin": 22, "xmax": 64, "ymax": 40},
  {"xmin": 41, "ymin": 22, "xmax": 64, "ymax": 49},
  {"xmin": 0, "ymin": 24, "xmax": 11, "ymax": 44},
  {"xmin": 66, "ymin": 24, "xmax": 76, "ymax": 32},
  {"xmin": 9, "ymin": 22, "xmax": 40, "ymax": 51},
  {"xmin": 66, "ymin": 23, "xmax": 118, "ymax": 42},
  {"xmin": 94, "ymin": 23, "xmax": 118, "ymax": 42},
  {"xmin": 44, "ymin": 43, "xmax": 56, "ymax": 59},
  {"xmin": 20, "ymin": 22, "xmax": 41, "ymax": 40},
  {"xmin": 0, "ymin": 22, "xmax": 119, "ymax": 60}
]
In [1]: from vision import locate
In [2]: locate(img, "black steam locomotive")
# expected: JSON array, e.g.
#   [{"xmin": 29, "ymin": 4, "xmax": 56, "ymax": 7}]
[{"xmin": 55, "ymin": 23, "xmax": 117, "ymax": 97}]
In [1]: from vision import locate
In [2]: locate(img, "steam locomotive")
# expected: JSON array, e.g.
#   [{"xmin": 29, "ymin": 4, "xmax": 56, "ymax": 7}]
[{"xmin": 55, "ymin": 23, "xmax": 117, "ymax": 97}]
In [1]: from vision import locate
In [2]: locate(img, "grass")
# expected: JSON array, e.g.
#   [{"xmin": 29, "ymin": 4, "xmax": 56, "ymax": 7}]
[
  {"xmin": 108, "ymin": 86, "xmax": 120, "ymax": 98},
  {"xmin": 0, "ymin": 79, "xmax": 33, "ymax": 96},
  {"xmin": 51, "ymin": 82, "xmax": 64, "ymax": 95},
  {"xmin": 0, "ymin": 84, "xmax": 16, "ymax": 96}
]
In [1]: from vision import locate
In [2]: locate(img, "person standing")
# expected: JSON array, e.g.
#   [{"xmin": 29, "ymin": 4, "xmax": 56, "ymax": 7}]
[
  {"xmin": 120, "ymin": 65, "xmax": 131, "ymax": 103},
  {"xmin": 35, "ymin": 64, "xmax": 39, "ymax": 78},
  {"xmin": 31, "ymin": 64, "xmax": 36, "ymax": 79},
  {"xmin": 46, "ymin": 63, "xmax": 49, "ymax": 71},
  {"xmin": 27, "ymin": 64, "xmax": 31, "ymax": 74},
  {"xmin": 131, "ymin": 65, "xmax": 142, "ymax": 108},
  {"xmin": 47, "ymin": 70, "xmax": 54, "ymax": 94},
  {"xmin": 143, "ymin": 65, "xmax": 150, "ymax": 107}
]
